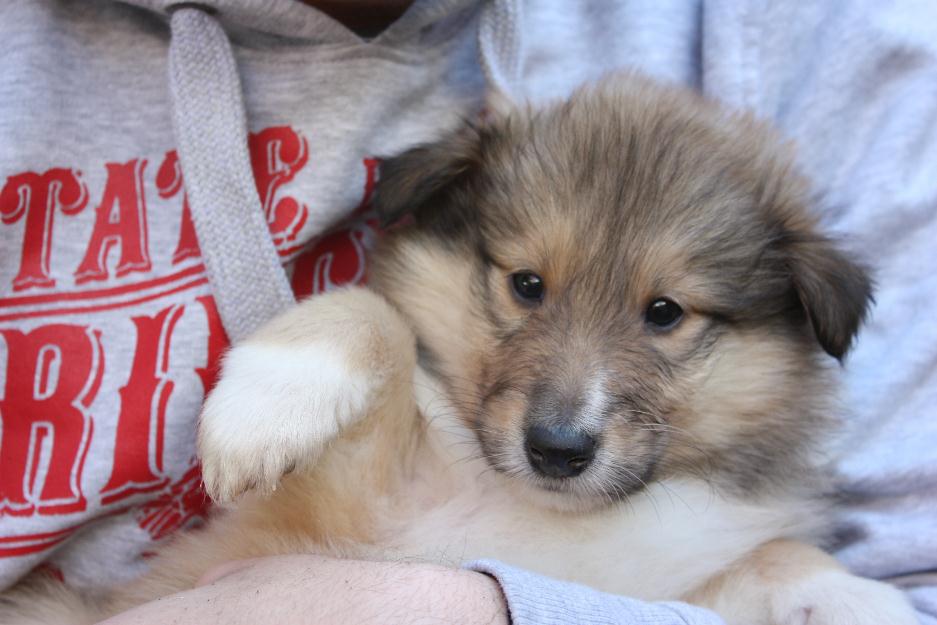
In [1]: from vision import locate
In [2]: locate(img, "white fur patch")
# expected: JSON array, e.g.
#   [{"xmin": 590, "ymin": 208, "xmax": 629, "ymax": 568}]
[
  {"xmin": 580, "ymin": 371, "xmax": 609, "ymax": 431},
  {"xmin": 198, "ymin": 341, "xmax": 372, "ymax": 502}
]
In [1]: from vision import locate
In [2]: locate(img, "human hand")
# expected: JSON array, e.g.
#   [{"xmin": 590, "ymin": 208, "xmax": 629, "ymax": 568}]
[{"xmin": 98, "ymin": 555, "xmax": 509, "ymax": 625}]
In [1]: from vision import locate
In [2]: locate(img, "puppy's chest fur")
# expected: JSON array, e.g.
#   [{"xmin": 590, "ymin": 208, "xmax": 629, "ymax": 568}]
[{"xmin": 358, "ymin": 368, "xmax": 824, "ymax": 601}]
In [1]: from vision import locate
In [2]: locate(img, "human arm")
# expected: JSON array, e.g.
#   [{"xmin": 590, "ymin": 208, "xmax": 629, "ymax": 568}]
[{"xmin": 98, "ymin": 555, "xmax": 727, "ymax": 625}]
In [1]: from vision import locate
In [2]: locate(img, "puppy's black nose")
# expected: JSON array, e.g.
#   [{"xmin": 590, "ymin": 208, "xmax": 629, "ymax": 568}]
[{"xmin": 525, "ymin": 425, "xmax": 596, "ymax": 478}]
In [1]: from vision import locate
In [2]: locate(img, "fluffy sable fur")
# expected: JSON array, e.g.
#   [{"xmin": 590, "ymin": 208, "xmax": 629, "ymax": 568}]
[{"xmin": 1, "ymin": 74, "xmax": 917, "ymax": 625}]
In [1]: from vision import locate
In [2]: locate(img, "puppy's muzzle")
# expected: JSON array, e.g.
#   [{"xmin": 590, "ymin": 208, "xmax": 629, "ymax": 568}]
[{"xmin": 525, "ymin": 425, "xmax": 596, "ymax": 478}]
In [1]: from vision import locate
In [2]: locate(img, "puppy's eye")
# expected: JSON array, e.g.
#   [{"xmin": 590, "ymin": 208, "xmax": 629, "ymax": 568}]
[
  {"xmin": 511, "ymin": 272, "xmax": 544, "ymax": 303},
  {"xmin": 645, "ymin": 298, "xmax": 683, "ymax": 328}
]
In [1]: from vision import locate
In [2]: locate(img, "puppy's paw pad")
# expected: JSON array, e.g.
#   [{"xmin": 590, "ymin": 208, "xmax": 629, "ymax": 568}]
[
  {"xmin": 773, "ymin": 571, "xmax": 917, "ymax": 625},
  {"xmin": 198, "ymin": 341, "xmax": 373, "ymax": 502}
]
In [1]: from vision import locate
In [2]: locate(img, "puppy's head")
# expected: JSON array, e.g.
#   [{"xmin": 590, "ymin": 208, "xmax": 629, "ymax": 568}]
[{"xmin": 370, "ymin": 75, "xmax": 871, "ymax": 509}]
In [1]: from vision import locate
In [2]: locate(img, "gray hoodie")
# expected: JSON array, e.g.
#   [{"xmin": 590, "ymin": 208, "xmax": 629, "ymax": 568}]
[{"xmin": 1, "ymin": 1, "xmax": 935, "ymax": 624}]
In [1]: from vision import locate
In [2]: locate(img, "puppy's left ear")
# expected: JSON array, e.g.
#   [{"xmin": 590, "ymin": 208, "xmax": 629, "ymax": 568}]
[
  {"xmin": 785, "ymin": 235, "xmax": 873, "ymax": 361},
  {"xmin": 375, "ymin": 124, "xmax": 482, "ymax": 229},
  {"xmin": 376, "ymin": 90, "xmax": 518, "ymax": 229}
]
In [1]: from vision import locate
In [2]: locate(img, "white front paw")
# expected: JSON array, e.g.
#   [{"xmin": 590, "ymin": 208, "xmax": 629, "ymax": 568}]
[
  {"xmin": 771, "ymin": 571, "xmax": 917, "ymax": 625},
  {"xmin": 198, "ymin": 340, "xmax": 373, "ymax": 502}
]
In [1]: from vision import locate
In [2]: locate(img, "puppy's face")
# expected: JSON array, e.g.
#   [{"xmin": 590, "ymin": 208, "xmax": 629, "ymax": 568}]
[{"xmin": 371, "ymin": 76, "xmax": 871, "ymax": 509}]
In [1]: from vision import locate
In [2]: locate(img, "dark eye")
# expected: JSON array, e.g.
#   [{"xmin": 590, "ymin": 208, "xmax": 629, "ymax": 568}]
[
  {"xmin": 645, "ymin": 298, "xmax": 683, "ymax": 328},
  {"xmin": 511, "ymin": 272, "xmax": 544, "ymax": 303}
]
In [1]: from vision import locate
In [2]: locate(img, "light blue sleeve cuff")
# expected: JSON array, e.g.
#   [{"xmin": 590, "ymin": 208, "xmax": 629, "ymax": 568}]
[{"xmin": 463, "ymin": 559, "xmax": 726, "ymax": 625}]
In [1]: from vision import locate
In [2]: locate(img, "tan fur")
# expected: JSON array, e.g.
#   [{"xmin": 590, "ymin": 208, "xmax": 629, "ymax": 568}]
[{"xmin": 0, "ymin": 73, "xmax": 913, "ymax": 625}]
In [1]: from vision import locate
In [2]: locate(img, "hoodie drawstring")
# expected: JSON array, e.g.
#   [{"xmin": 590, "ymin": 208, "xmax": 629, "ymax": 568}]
[
  {"xmin": 168, "ymin": 5, "xmax": 294, "ymax": 343},
  {"xmin": 478, "ymin": 0, "xmax": 523, "ymax": 98}
]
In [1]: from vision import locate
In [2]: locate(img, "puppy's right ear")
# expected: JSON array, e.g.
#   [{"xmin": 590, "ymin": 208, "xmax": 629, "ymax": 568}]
[
  {"xmin": 374, "ymin": 124, "xmax": 482, "ymax": 229},
  {"xmin": 785, "ymin": 234, "xmax": 873, "ymax": 361}
]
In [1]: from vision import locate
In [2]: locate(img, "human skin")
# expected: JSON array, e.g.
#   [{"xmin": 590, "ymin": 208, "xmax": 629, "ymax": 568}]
[
  {"xmin": 98, "ymin": 555, "xmax": 510, "ymax": 625},
  {"xmin": 302, "ymin": 0, "xmax": 415, "ymax": 37}
]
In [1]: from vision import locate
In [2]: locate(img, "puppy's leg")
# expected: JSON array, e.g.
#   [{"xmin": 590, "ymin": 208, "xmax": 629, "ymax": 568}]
[
  {"xmin": 688, "ymin": 539, "xmax": 917, "ymax": 625},
  {"xmin": 198, "ymin": 287, "xmax": 416, "ymax": 502}
]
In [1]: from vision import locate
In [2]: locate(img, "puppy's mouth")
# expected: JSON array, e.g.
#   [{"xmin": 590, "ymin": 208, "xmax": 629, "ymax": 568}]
[{"xmin": 476, "ymin": 428, "xmax": 659, "ymax": 510}]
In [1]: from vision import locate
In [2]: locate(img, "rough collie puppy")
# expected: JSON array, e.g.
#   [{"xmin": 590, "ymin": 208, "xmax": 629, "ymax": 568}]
[{"xmin": 1, "ymin": 74, "xmax": 918, "ymax": 625}]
